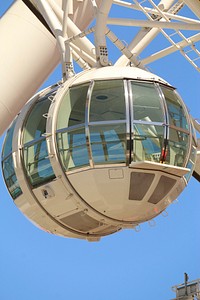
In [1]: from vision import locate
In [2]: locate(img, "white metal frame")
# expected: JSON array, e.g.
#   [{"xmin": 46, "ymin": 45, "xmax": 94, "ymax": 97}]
[{"xmin": 31, "ymin": 0, "xmax": 200, "ymax": 78}]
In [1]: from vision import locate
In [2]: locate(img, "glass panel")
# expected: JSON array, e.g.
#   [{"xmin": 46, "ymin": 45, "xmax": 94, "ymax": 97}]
[
  {"xmin": 2, "ymin": 154, "xmax": 22, "ymax": 200},
  {"xmin": 184, "ymin": 145, "xmax": 197, "ymax": 182},
  {"xmin": 90, "ymin": 124, "xmax": 126, "ymax": 164},
  {"xmin": 90, "ymin": 80, "xmax": 126, "ymax": 121},
  {"xmin": 23, "ymin": 139, "xmax": 55, "ymax": 187},
  {"xmin": 162, "ymin": 86, "xmax": 189, "ymax": 130},
  {"xmin": 190, "ymin": 144, "xmax": 197, "ymax": 164},
  {"xmin": 131, "ymin": 82, "xmax": 164, "ymax": 123},
  {"xmin": 23, "ymin": 96, "xmax": 52, "ymax": 144},
  {"xmin": 57, "ymin": 128, "xmax": 89, "ymax": 171},
  {"xmin": 57, "ymin": 84, "xmax": 89, "ymax": 130},
  {"xmin": 166, "ymin": 128, "xmax": 189, "ymax": 167},
  {"xmin": 184, "ymin": 161, "xmax": 194, "ymax": 182},
  {"xmin": 191, "ymin": 122, "xmax": 198, "ymax": 147},
  {"xmin": 2, "ymin": 119, "xmax": 16, "ymax": 159},
  {"xmin": 133, "ymin": 124, "xmax": 164, "ymax": 162}
]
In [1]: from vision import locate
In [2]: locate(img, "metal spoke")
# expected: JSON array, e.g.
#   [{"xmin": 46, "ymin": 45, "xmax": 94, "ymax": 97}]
[{"xmin": 34, "ymin": 0, "xmax": 200, "ymax": 73}]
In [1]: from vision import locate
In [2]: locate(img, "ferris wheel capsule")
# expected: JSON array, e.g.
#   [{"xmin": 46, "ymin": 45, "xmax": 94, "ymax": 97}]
[{"xmin": 1, "ymin": 66, "xmax": 197, "ymax": 241}]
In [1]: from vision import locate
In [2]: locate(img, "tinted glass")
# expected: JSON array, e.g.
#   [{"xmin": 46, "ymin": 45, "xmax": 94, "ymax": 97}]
[
  {"xmin": 23, "ymin": 139, "xmax": 55, "ymax": 187},
  {"xmin": 90, "ymin": 80, "xmax": 126, "ymax": 121},
  {"xmin": 90, "ymin": 124, "xmax": 126, "ymax": 164},
  {"xmin": 22, "ymin": 91, "xmax": 57, "ymax": 187},
  {"xmin": 166, "ymin": 128, "xmax": 189, "ymax": 167},
  {"xmin": 184, "ymin": 144, "xmax": 197, "ymax": 182},
  {"xmin": 57, "ymin": 128, "xmax": 89, "ymax": 171},
  {"xmin": 162, "ymin": 86, "xmax": 189, "ymax": 130},
  {"xmin": 57, "ymin": 84, "xmax": 89, "ymax": 130},
  {"xmin": 2, "ymin": 119, "xmax": 16, "ymax": 159},
  {"xmin": 2, "ymin": 154, "xmax": 22, "ymax": 199},
  {"xmin": 133, "ymin": 124, "xmax": 164, "ymax": 162},
  {"xmin": 131, "ymin": 82, "xmax": 164, "ymax": 123},
  {"xmin": 23, "ymin": 96, "xmax": 52, "ymax": 144},
  {"xmin": 2, "ymin": 119, "xmax": 22, "ymax": 200}
]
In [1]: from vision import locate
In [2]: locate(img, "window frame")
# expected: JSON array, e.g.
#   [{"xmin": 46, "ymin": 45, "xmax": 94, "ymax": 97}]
[
  {"xmin": 1, "ymin": 120, "xmax": 23, "ymax": 200},
  {"xmin": 55, "ymin": 78, "xmax": 194, "ymax": 173},
  {"xmin": 21, "ymin": 88, "xmax": 58, "ymax": 188}
]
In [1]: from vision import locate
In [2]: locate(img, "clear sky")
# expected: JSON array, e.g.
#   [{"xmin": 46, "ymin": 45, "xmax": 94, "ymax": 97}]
[{"xmin": 0, "ymin": 1, "xmax": 199, "ymax": 300}]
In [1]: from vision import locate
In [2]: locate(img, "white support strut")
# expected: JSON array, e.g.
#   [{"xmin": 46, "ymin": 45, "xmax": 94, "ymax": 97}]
[
  {"xmin": 0, "ymin": 0, "xmax": 99, "ymax": 135},
  {"xmin": 1, "ymin": 0, "xmax": 200, "ymax": 136},
  {"xmin": 95, "ymin": 0, "xmax": 113, "ymax": 66},
  {"xmin": 115, "ymin": 0, "xmax": 179, "ymax": 66}
]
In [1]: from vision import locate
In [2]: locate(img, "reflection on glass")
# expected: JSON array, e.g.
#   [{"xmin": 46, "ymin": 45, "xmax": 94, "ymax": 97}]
[
  {"xmin": 131, "ymin": 82, "xmax": 164, "ymax": 123},
  {"xmin": 90, "ymin": 124, "xmax": 126, "ymax": 163},
  {"xmin": 23, "ymin": 95, "xmax": 53, "ymax": 144},
  {"xmin": 2, "ymin": 119, "xmax": 22, "ymax": 200},
  {"xmin": 57, "ymin": 128, "xmax": 89, "ymax": 171},
  {"xmin": 184, "ymin": 161, "xmax": 194, "ymax": 182},
  {"xmin": 2, "ymin": 154, "xmax": 22, "ymax": 200},
  {"xmin": 190, "ymin": 144, "xmax": 197, "ymax": 163},
  {"xmin": 162, "ymin": 86, "xmax": 188, "ymax": 130},
  {"xmin": 54, "ymin": 79, "xmax": 193, "ymax": 171},
  {"xmin": 90, "ymin": 80, "xmax": 126, "ymax": 121},
  {"xmin": 23, "ymin": 140, "xmax": 55, "ymax": 187},
  {"xmin": 184, "ymin": 144, "xmax": 197, "ymax": 182},
  {"xmin": 2, "ymin": 120, "xmax": 16, "ymax": 160},
  {"xmin": 68, "ymin": 85, "xmax": 89, "ymax": 127},
  {"xmin": 57, "ymin": 84, "xmax": 89, "ymax": 130},
  {"xmin": 22, "ymin": 90, "xmax": 57, "ymax": 187},
  {"xmin": 191, "ymin": 123, "xmax": 198, "ymax": 147},
  {"xmin": 133, "ymin": 124, "xmax": 164, "ymax": 162},
  {"xmin": 166, "ymin": 128, "xmax": 189, "ymax": 167}
]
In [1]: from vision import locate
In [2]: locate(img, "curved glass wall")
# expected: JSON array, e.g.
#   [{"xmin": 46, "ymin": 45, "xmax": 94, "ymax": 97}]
[
  {"xmin": 162, "ymin": 87, "xmax": 188, "ymax": 130},
  {"xmin": 131, "ymin": 81, "xmax": 165, "ymax": 163},
  {"xmin": 161, "ymin": 86, "xmax": 190, "ymax": 167},
  {"xmin": 1, "ymin": 120, "xmax": 22, "ymax": 200},
  {"xmin": 90, "ymin": 124, "xmax": 126, "ymax": 164},
  {"xmin": 184, "ymin": 123, "xmax": 197, "ymax": 182},
  {"xmin": 56, "ymin": 79, "xmax": 193, "ymax": 173},
  {"xmin": 57, "ymin": 83, "xmax": 90, "ymax": 171},
  {"xmin": 57, "ymin": 128, "xmax": 89, "ymax": 170},
  {"xmin": 57, "ymin": 80, "xmax": 126, "ymax": 171},
  {"xmin": 89, "ymin": 80, "xmax": 126, "ymax": 121},
  {"xmin": 131, "ymin": 81, "xmax": 164, "ymax": 123},
  {"xmin": 22, "ymin": 90, "xmax": 57, "ymax": 187},
  {"xmin": 133, "ymin": 123, "xmax": 164, "ymax": 162},
  {"xmin": 88, "ymin": 80, "xmax": 126, "ymax": 164}
]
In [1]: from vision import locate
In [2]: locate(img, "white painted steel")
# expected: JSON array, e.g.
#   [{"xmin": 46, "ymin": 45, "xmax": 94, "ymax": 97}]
[
  {"xmin": 113, "ymin": 0, "xmax": 188, "ymax": 23},
  {"xmin": 6, "ymin": 66, "xmax": 191, "ymax": 239},
  {"xmin": 0, "ymin": 0, "xmax": 60, "ymax": 135},
  {"xmin": 0, "ymin": 0, "xmax": 101, "ymax": 136},
  {"xmin": 68, "ymin": 65, "xmax": 168, "ymax": 85},
  {"xmin": 115, "ymin": 0, "xmax": 178, "ymax": 66},
  {"xmin": 62, "ymin": 0, "xmax": 70, "ymax": 36},
  {"xmin": 47, "ymin": 0, "xmax": 96, "ymax": 61},
  {"xmin": 1, "ymin": 0, "xmax": 200, "ymax": 135},
  {"xmin": 142, "ymin": 33, "xmax": 200, "ymax": 64},
  {"xmin": 35, "ymin": 0, "xmax": 74, "ymax": 78},
  {"xmin": 1, "ymin": 0, "xmax": 200, "ymax": 239},
  {"xmin": 107, "ymin": 18, "xmax": 200, "ymax": 31},
  {"xmin": 95, "ymin": 0, "xmax": 113, "ymax": 66},
  {"xmin": 183, "ymin": 0, "xmax": 200, "ymax": 19}
]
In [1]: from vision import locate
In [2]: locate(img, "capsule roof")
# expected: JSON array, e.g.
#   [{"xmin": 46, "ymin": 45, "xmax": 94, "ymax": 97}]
[{"xmin": 71, "ymin": 66, "xmax": 170, "ymax": 86}]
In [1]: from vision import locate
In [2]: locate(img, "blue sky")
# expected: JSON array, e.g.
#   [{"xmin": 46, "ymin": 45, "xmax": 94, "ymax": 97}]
[{"xmin": 0, "ymin": 1, "xmax": 200, "ymax": 300}]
